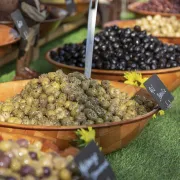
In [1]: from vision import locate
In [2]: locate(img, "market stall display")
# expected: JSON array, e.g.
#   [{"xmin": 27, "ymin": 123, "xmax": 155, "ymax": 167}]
[
  {"xmin": 0, "ymin": 71, "xmax": 158, "ymax": 154},
  {"xmin": 0, "ymin": 0, "xmax": 179, "ymax": 178},
  {"xmin": 46, "ymin": 25, "xmax": 180, "ymax": 91},
  {"xmin": 128, "ymin": 1, "xmax": 180, "ymax": 19}
]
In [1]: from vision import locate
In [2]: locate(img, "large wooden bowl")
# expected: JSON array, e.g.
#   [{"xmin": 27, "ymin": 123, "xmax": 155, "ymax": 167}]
[
  {"xmin": 0, "ymin": 132, "xmax": 79, "ymax": 157},
  {"xmin": 0, "ymin": 25, "xmax": 20, "ymax": 58},
  {"xmin": 104, "ymin": 20, "xmax": 180, "ymax": 45},
  {"xmin": 40, "ymin": 0, "xmax": 89, "ymax": 23},
  {"xmin": 0, "ymin": 5, "xmax": 68, "ymax": 38},
  {"xmin": 0, "ymin": 80, "xmax": 158, "ymax": 154},
  {"xmin": 128, "ymin": 2, "xmax": 180, "ymax": 19},
  {"xmin": 46, "ymin": 48, "xmax": 180, "ymax": 92}
]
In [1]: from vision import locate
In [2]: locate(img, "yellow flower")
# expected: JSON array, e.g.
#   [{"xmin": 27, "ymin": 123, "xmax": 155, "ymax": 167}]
[
  {"xmin": 153, "ymin": 114, "xmax": 157, "ymax": 119},
  {"xmin": 77, "ymin": 127, "xmax": 95, "ymax": 145},
  {"xmin": 158, "ymin": 110, "xmax": 165, "ymax": 116},
  {"xmin": 124, "ymin": 80, "xmax": 138, "ymax": 86},
  {"xmin": 139, "ymin": 77, "xmax": 148, "ymax": 88},
  {"xmin": 76, "ymin": 127, "xmax": 102, "ymax": 150},
  {"xmin": 124, "ymin": 72, "xmax": 138, "ymax": 82},
  {"xmin": 153, "ymin": 110, "xmax": 165, "ymax": 119},
  {"xmin": 124, "ymin": 72, "xmax": 148, "ymax": 89}
]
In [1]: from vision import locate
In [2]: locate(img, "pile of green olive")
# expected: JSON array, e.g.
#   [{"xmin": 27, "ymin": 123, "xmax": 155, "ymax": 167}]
[{"xmin": 0, "ymin": 71, "xmax": 155, "ymax": 126}]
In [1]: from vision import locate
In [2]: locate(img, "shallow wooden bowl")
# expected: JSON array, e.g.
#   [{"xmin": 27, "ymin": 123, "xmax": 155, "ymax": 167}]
[
  {"xmin": 0, "ymin": 80, "xmax": 158, "ymax": 154},
  {"xmin": 46, "ymin": 48, "xmax": 180, "ymax": 92},
  {"xmin": 0, "ymin": 132, "xmax": 79, "ymax": 156},
  {"xmin": 104, "ymin": 20, "xmax": 180, "ymax": 45},
  {"xmin": 0, "ymin": 25, "xmax": 20, "ymax": 58},
  {"xmin": 40, "ymin": 0, "xmax": 89, "ymax": 23},
  {"xmin": 128, "ymin": 2, "xmax": 180, "ymax": 19}
]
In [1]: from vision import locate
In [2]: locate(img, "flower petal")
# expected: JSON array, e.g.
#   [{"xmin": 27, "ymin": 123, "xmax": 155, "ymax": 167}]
[
  {"xmin": 158, "ymin": 110, "xmax": 165, "ymax": 116},
  {"xmin": 153, "ymin": 114, "xmax": 157, "ymax": 119}
]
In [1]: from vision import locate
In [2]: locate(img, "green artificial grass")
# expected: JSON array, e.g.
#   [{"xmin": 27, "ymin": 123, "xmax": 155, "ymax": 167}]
[{"xmin": 0, "ymin": 28, "xmax": 180, "ymax": 180}]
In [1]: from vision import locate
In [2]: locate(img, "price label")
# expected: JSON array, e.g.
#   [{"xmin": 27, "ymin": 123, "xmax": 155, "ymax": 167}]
[
  {"xmin": 144, "ymin": 74, "xmax": 174, "ymax": 110},
  {"xmin": 65, "ymin": 0, "xmax": 76, "ymax": 14},
  {"xmin": 84, "ymin": 0, "xmax": 99, "ymax": 78},
  {"xmin": 74, "ymin": 141, "xmax": 116, "ymax": 180},
  {"xmin": 11, "ymin": 9, "xmax": 29, "ymax": 40}
]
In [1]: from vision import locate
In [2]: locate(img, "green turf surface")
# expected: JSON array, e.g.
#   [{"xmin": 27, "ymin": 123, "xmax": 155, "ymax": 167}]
[{"xmin": 0, "ymin": 28, "xmax": 180, "ymax": 180}]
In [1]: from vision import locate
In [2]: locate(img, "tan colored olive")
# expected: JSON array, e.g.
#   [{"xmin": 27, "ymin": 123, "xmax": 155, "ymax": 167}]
[{"xmin": 136, "ymin": 15, "xmax": 180, "ymax": 37}]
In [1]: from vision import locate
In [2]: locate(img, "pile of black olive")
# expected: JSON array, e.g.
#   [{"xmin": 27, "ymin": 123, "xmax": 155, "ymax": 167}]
[{"xmin": 50, "ymin": 25, "xmax": 180, "ymax": 71}]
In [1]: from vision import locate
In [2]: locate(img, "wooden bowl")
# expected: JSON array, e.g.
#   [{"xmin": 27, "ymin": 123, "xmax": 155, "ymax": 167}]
[
  {"xmin": 0, "ymin": 132, "xmax": 79, "ymax": 156},
  {"xmin": 40, "ymin": 0, "xmax": 89, "ymax": 23},
  {"xmin": 128, "ymin": 2, "xmax": 180, "ymax": 19},
  {"xmin": 0, "ymin": 5, "xmax": 68, "ymax": 38},
  {"xmin": 0, "ymin": 80, "xmax": 158, "ymax": 154},
  {"xmin": 104, "ymin": 20, "xmax": 180, "ymax": 45},
  {"xmin": 46, "ymin": 48, "xmax": 180, "ymax": 92},
  {"xmin": 0, "ymin": 25, "xmax": 20, "ymax": 58},
  {"xmin": 40, "ymin": 6, "xmax": 68, "ymax": 37}
]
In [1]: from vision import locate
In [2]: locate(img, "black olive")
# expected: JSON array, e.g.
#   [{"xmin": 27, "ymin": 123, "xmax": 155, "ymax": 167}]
[
  {"xmin": 166, "ymin": 63, "xmax": 171, "ymax": 68},
  {"xmin": 134, "ymin": 46, "xmax": 141, "ymax": 52},
  {"xmin": 159, "ymin": 63, "xmax": 165, "ymax": 69},
  {"xmin": 133, "ymin": 38, "xmax": 141, "ymax": 45},
  {"xmin": 96, "ymin": 60, "xmax": 103, "ymax": 69},
  {"xmin": 151, "ymin": 59, "xmax": 157, "ymax": 64},
  {"xmin": 145, "ymin": 57, "xmax": 152, "ymax": 65},
  {"xmin": 171, "ymin": 61, "xmax": 178, "ymax": 67},
  {"xmin": 151, "ymin": 64, "xmax": 157, "ymax": 70},
  {"xmin": 131, "ymin": 63, "xmax": 137, "ymax": 69},
  {"xmin": 113, "ymin": 43, "xmax": 120, "ymax": 49},
  {"xmin": 145, "ymin": 65, "xmax": 151, "ymax": 70},
  {"xmin": 103, "ymin": 61, "xmax": 111, "ymax": 69},
  {"xmin": 125, "ymin": 55, "xmax": 131, "ymax": 61},
  {"xmin": 170, "ymin": 56, "xmax": 175, "ymax": 61},
  {"xmin": 50, "ymin": 51, "xmax": 58, "ymax": 59},
  {"xmin": 134, "ymin": 25, "xmax": 141, "ymax": 32}
]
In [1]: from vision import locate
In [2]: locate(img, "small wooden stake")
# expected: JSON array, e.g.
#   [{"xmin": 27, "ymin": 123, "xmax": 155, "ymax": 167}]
[{"xmin": 84, "ymin": 0, "xmax": 99, "ymax": 79}]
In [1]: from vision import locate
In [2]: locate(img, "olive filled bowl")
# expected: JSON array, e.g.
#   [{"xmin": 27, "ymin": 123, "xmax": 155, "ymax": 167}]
[
  {"xmin": 104, "ymin": 20, "xmax": 180, "ymax": 45},
  {"xmin": 0, "ymin": 80, "xmax": 158, "ymax": 154},
  {"xmin": 46, "ymin": 48, "xmax": 180, "ymax": 92},
  {"xmin": 128, "ymin": 2, "xmax": 180, "ymax": 19}
]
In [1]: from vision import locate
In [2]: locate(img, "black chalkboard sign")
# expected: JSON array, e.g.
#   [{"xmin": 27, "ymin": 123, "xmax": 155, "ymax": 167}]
[
  {"xmin": 65, "ymin": 0, "xmax": 76, "ymax": 14},
  {"xmin": 144, "ymin": 74, "xmax": 174, "ymax": 110},
  {"xmin": 74, "ymin": 141, "xmax": 116, "ymax": 180},
  {"xmin": 11, "ymin": 9, "xmax": 29, "ymax": 40}
]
